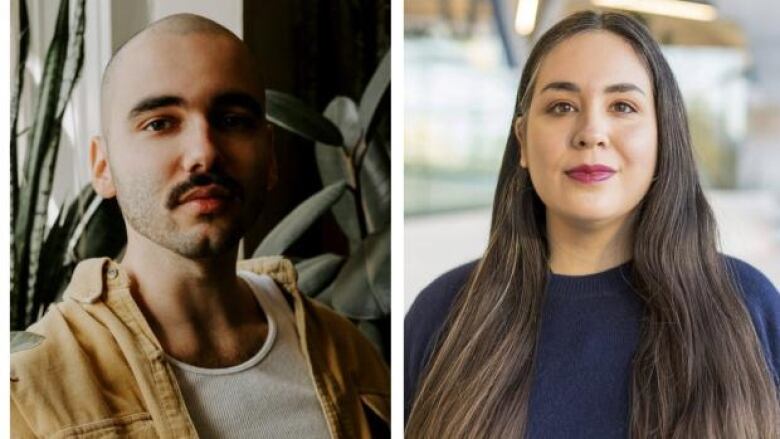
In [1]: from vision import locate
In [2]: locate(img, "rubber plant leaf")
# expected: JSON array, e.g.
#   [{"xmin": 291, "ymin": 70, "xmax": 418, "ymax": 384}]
[
  {"xmin": 359, "ymin": 136, "xmax": 390, "ymax": 234},
  {"xmin": 358, "ymin": 319, "xmax": 388, "ymax": 360},
  {"xmin": 295, "ymin": 253, "xmax": 345, "ymax": 297},
  {"xmin": 318, "ymin": 228, "xmax": 390, "ymax": 320},
  {"xmin": 73, "ymin": 196, "xmax": 127, "ymax": 262},
  {"xmin": 358, "ymin": 49, "xmax": 390, "ymax": 135},
  {"xmin": 316, "ymin": 97, "xmax": 363, "ymax": 246},
  {"xmin": 254, "ymin": 180, "xmax": 348, "ymax": 257},
  {"xmin": 11, "ymin": 331, "xmax": 44, "ymax": 354},
  {"xmin": 266, "ymin": 89, "xmax": 343, "ymax": 146}
]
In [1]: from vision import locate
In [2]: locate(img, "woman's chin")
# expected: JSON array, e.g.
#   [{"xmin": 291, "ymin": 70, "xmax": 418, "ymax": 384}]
[{"xmin": 551, "ymin": 204, "xmax": 635, "ymax": 229}]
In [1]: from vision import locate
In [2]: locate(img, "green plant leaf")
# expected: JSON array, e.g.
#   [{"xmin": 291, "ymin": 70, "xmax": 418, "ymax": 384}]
[
  {"xmin": 360, "ymin": 137, "xmax": 390, "ymax": 234},
  {"xmin": 316, "ymin": 144, "xmax": 353, "ymax": 188},
  {"xmin": 358, "ymin": 50, "xmax": 390, "ymax": 135},
  {"xmin": 73, "ymin": 196, "xmax": 127, "ymax": 262},
  {"xmin": 266, "ymin": 89, "xmax": 343, "ymax": 145},
  {"xmin": 28, "ymin": 136, "xmax": 61, "ymax": 315},
  {"xmin": 31, "ymin": 188, "xmax": 85, "ymax": 316},
  {"xmin": 357, "ymin": 319, "xmax": 385, "ymax": 359},
  {"xmin": 31, "ymin": 187, "xmax": 128, "ymax": 310},
  {"xmin": 10, "ymin": 0, "xmax": 30, "ymax": 332},
  {"xmin": 11, "ymin": 0, "xmax": 30, "ymax": 226},
  {"xmin": 315, "ymin": 157, "xmax": 362, "ymax": 247},
  {"xmin": 11, "ymin": 331, "xmax": 44, "ymax": 353},
  {"xmin": 295, "ymin": 253, "xmax": 345, "ymax": 297},
  {"xmin": 318, "ymin": 229, "xmax": 390, "ymax": 319},
  {"xmin": 25, "ymin": 0, "xmax": 86, "ymax": 323},
  {"xmin": 13, "ymin": 0, "xmax": 86, "ymax": 330},
  {"xmin": 320, "ymin": 96, "xmax": 361, "ymax": 152},
  {"xmin": 316, "ymin": 97, "xmax": 363, "ymax": 246},
  {"xmin": 254, "ymin": 180, "xmax": 348, "ymax": 257},
  {"xmin": 362, "ymin": 228, "xmax": 390, "ymax": 311}
]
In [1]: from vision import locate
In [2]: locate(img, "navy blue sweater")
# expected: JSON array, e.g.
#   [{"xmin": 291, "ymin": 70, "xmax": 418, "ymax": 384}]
[{"xmin": 405, "ymin": 257, "xmax": 780, "ymax": 438}]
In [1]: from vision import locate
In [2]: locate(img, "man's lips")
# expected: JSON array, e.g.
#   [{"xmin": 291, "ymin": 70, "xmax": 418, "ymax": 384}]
[
  {"xmin": 177, "ymin": 185, "xmax": 235, "ymax": 214},
  {"xmin": 179, "ymin": 184, "xmax": 233, "ymax": 203},
  {"xmin": 564, "ymin": 164, "xmax": 616, "ymax": 183}
]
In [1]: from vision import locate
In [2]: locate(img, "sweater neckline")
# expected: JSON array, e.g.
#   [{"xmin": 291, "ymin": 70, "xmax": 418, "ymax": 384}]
[{"xmin": 547, "ymin": 260, "xmax": 633, "ymax": 296}]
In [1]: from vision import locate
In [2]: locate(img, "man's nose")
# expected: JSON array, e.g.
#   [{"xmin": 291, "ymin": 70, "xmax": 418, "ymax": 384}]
[
  {"xmin": 571, "ymin": 108, "xmax": 609, "ymax": 150},
  {"xmin": 181, "ymin": 116, "xmax": 221, "ymax": 173}
]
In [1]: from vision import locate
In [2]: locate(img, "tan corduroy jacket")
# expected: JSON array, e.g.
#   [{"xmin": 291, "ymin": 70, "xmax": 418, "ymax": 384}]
[{"xmin": 11, "ymin": 257, "xmax": 390, "ymax": 438}]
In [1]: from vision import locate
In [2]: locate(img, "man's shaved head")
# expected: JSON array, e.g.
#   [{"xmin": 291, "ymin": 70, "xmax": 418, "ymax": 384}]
[
  {"xmin": 90, "ymin": 12, "xmax": 275, "ymax": 259},
  {"xmin": 100, "ymin": 13, "xmax": 265, "ymax": 136}
]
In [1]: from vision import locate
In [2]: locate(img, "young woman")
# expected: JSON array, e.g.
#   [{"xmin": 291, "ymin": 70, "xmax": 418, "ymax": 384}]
[{"xmin": 405, "ymin": 11, "xmax": 780, "ymax": 438}]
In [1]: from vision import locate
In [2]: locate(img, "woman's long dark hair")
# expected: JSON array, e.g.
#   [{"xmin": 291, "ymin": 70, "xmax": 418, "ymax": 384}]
[{"xmin": 407, "ymin": 11, "xmax": 779, "ymax": 438}]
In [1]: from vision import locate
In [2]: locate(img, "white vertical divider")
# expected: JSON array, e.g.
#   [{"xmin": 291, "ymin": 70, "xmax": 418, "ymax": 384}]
[{"xmin": 390, "ymin": 0, "xmax": 404, "ymax": 435}]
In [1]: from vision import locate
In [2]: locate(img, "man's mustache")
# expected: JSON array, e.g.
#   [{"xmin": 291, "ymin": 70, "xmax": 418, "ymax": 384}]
[{"xmin": 165, "ymin": 172, "xmax": 245, "ymax": 209}]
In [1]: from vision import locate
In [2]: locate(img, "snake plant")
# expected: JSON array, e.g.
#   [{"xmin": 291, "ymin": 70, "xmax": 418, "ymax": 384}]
[{"xmin": 12, "ymin": 0, "xmax": 89, "ymax": 331}]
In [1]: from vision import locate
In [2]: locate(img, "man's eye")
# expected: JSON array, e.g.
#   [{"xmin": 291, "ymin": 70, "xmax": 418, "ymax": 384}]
[
  {"xmin": 548, "ymin": 102, "xmax": 576, "ymax": 114},
  {"xmin": 611, "ymin": 102, "xmax": 636, "ymax": 113},
  {"xmin": 143, "ymin": 119, "xmax": 174, "ymax": 132},
  {"xmin": 217, "ymin": 114, "xmax": 255, "ymax": 129}
]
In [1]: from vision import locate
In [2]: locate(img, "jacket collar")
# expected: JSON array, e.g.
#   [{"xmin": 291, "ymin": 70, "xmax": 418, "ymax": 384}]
[{"xmin": 64, "ymin": 256, "xmax": 301, "ymax": 304}]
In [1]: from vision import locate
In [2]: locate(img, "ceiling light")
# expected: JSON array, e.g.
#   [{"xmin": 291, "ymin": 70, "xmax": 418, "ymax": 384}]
[
  {"xmin": 515, "ymin": 0, "xmax": 540, "ymax": 35},
  {"xmin": 591, "ymin": 0, "xmax": 717, "ymax": 21}
]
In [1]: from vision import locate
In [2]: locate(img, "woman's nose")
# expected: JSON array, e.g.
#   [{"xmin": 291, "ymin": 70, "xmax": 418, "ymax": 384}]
[{"xmin": 572, "ymin": 109, "xmax": 609, "ymax": 149}]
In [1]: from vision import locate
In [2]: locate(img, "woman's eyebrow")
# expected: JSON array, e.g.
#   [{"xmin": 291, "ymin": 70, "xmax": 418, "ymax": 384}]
[
  {"xmin": 540, "ymin": 81, "xmax": 579, "ymax": 93},
  {"xmin": 540, "ymin": 81, "xmax": 645, "ymax": 95},
  {"xmin": 604, "ymin": 83, "xmax": 645, "ymax": 95}
]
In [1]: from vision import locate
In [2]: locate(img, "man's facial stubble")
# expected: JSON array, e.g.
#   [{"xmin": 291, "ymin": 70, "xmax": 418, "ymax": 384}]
[{"xmin": 109, "ymin": 152, "xmax": 257, "ymax": 259}]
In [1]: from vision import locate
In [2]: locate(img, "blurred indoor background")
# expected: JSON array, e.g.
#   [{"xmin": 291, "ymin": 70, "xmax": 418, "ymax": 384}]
[{"xmin": 405, "ymin": 0, "xmax": 780, "ymax": 308}]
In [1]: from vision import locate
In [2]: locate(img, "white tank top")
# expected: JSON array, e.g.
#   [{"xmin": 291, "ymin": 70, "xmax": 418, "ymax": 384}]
[{"xmin": 167, "ymin": 272, "xmax": 331, "ymax": 439}]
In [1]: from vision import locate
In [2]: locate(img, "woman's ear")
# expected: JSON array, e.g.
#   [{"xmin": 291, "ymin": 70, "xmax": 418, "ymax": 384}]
[
  {"xmin": 514, "ymin": 117, "xmax": 527, "ymax": 168},
  {"xmin": 89, "ymin": 136, "xmax": 117, "ymax": 198}
]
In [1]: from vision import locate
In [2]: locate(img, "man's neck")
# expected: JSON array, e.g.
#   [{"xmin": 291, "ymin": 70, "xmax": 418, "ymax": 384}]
[{"xmin": 121, "ymin": 234, "xmax": 268, "ymax": 368}]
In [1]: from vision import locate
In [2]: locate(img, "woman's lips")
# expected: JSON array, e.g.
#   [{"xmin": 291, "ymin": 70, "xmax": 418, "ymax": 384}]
[{"xmin": 565, "ymin": 164, "xmax": 616, "ymax": 184}]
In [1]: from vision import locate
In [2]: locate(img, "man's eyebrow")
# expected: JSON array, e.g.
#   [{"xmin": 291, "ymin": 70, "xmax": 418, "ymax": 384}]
[
  {"xmin": 128, "ymin": 95, "xmax": 184, "ymax": 120},
  {"xmin": 211, "ymin": 92, "xmax": 265, "ymax": 117},
  {"xmin": 604, "ymin": 83, "xmax": 645, "ymax": 95}
]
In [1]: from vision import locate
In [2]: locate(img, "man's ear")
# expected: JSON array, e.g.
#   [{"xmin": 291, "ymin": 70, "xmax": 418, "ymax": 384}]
[
  {"xmin": 264, "ymin": 125, "xmax": 278, "ymax": 191},
  {"xmin": 514, "ymin": 116, "xmax": 528, "ymax": 168},
  {"xmin": 89, "ymin": 136, "xmax": 117, "ymax": 198}
]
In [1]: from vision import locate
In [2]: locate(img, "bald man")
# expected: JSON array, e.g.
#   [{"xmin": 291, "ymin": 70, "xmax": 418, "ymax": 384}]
[{"xmin": 11, "ymin": 14, "xmax": 389, "ymax": 439}]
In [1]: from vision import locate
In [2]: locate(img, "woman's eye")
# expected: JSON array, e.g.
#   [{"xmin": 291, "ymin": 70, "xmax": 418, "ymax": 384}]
[
  {"xmin": 143, "ymin": 118, "xmax": 173, "ymax": 132},
  {"xmin": 611, "ymin": 102, "xmax": 636, "ymax": 113},
  {"xmin": 549, "ymin": 102, "xmax": 576, "ymax": 114}
]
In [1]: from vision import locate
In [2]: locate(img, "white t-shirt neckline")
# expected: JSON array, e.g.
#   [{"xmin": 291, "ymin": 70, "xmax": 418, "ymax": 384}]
[{"xmin": 164, "ymin": 272, "xmax": 278, "ymax": 376}]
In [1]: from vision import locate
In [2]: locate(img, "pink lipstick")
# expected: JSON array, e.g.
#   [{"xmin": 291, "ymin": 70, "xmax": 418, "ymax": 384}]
[{"xmin": 565, "ymin": 164, "xmax": 616, "ymax": 184}]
